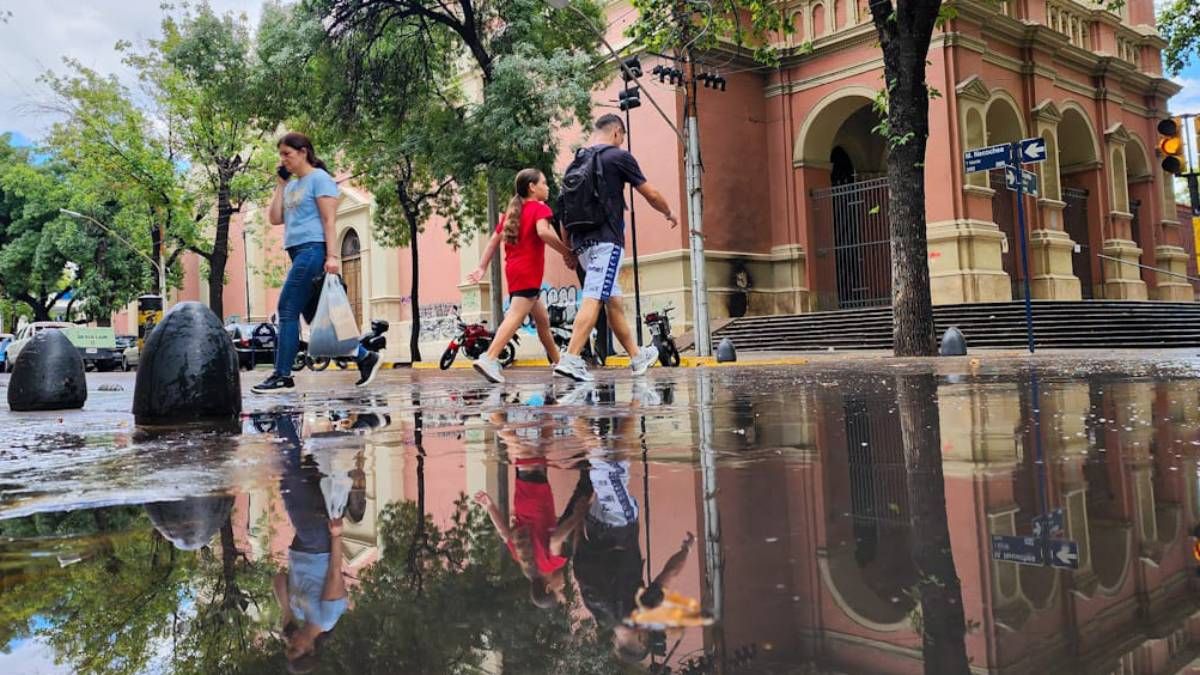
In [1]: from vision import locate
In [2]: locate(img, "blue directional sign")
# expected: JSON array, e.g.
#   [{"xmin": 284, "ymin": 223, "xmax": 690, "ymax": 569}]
[
  {"xmin": 964, "ymin": 143, "xmax": 1011, "ymax": 174},
  {"xmin": 1031, "ymin": 508, "xmax": 1064, "ymax": 539},
  {"xmin": 1018, "ymin": 137, "xmax": 1048, "ymax": 164},
  {"xmin": 1005, "ymin": 165, "xmax": 1040, "ymax": 197},
  {"xmin": 1047, "ymin": 539, "xmax": 1080, "ymax": 569},
  {"xmin": 991, "ymin": 535, "xmax": 1044, "ymax": 566}
]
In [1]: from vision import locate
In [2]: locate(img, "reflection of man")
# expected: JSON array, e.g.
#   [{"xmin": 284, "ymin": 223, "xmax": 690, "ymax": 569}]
[
  {"xmin": 268, "ymin": 413, "xmax": 349, "ymax": 673},
  {"xmin": 565, "ymin": 391, "xmax": 692, "ymax": 665}
]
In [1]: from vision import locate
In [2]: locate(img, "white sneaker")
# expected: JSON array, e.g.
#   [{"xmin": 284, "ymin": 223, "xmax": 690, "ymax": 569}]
[
  {"xmin": 554, "ymin": 353, "xmax": 594, "ymax": 382},
  {"xmin": 472, "ymin": 354, "xmax": 505, "ymax": 384},
  {"xmin": 630, "ymin": 345, "xmax": 659, "ymax": 377},
  {"xmin": 556, "ymin": 382, "xmax": 595, "ymax": 406},
  {"xmin": 633, "ymin": 380, "xmax": 662, "ymax": 406}
]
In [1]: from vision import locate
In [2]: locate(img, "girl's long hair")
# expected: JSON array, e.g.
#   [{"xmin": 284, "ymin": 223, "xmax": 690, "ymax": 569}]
[
  {"xmin": 277, "ymin": 132, "xmax": 329, "ymax": 172},
  {"xmin": 503, "ymin": 169, "xmax": 543, "ymax": 245}
]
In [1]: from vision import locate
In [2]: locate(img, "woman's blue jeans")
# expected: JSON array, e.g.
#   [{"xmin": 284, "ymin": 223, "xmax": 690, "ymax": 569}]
[
  {"xmin": 274, "ymin": 243, "xmax": 327, "ymax": 376},
  {"xmin": 274, "ymin": 242, "xmax": 368, "ymax": 377}
]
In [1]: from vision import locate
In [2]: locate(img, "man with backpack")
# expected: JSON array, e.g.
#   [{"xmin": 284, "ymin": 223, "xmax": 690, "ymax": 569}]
[{"xmin": 554, "ymin": 114, "xmax": 677, "ymax": 383}]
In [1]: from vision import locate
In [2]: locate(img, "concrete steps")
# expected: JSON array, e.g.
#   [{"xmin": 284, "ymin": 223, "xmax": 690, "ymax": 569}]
[{"xmin": 712, "ymin": 301, "xmax": 1200, "ymax": 351}]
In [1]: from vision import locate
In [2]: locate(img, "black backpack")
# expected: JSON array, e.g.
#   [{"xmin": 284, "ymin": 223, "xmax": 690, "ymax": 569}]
[{"xmin": 556, "ymin": 145, "xmax": 614, "ymax": 239}]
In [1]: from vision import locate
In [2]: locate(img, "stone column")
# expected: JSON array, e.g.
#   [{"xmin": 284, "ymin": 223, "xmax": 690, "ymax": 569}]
[
  {"xmin": 1101, "ymin": 213, "xmax": 1148, "ymax": 299},
  {"xmin": 1029, "ymin": 101, "xmax": 1083, "ymax": 300}
]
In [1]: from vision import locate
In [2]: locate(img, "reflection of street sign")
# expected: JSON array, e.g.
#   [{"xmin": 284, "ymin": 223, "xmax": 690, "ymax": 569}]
[
  {"xmin": 964, "ymin": 144, "xmax": 1011, "ymax": 173},
  {"xmin": 1005, "ymin": 166, "xmax": 1040, "ymax": 197},
  {"xmin": 1032, "ymin": 508, "xmax": 1064, "ymax": 539},
  {"xmin": 1018, "ymin": 137, "xmax": 1048, "ymax": 163},
  {"xmin": 1048, "ymin": 540, "xmax": 1080, "ymax": 569},
  {"xmin": 991, "ymin": 535, "xmax": 1044, "ymax": 566}
]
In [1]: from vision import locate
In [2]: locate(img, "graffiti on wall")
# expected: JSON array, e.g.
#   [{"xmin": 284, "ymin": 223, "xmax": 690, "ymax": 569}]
[
  {"xmin": 502, "ymin": 284, "xmax": 580, "ymax": 333},
  {"xmin": 407, "ymin": 301, "xmax": 458, "ymax": 340}
]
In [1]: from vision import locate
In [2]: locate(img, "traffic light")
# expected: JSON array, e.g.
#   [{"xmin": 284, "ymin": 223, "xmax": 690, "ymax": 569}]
[
  {"xmin": 1158, "ymin": 117, "xmax": 1187, "ymax": 175},
  {"xmin": 618, "ymin": 86, "xmax": 641, "ymax": 111},
  {"xmin": 621, "ymin": 56, "xmax": 642, "ymax": 82}
]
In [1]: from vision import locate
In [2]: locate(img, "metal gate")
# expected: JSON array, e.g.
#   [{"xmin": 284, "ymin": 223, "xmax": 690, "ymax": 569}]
[
  {"xmin": 844, "ymin": 393, "xmax": 910, "ymax": 565},
  {"xmin": 990, "ymin": 173, "xmax": 1021, "ymax": 299},
  {"xmin": 813, "ymin": 177, "xmax": 892, "ymax": 308},
  {"xmin": 1063, "ymin": 187, "xmax": 1092, "ymax": 299}
]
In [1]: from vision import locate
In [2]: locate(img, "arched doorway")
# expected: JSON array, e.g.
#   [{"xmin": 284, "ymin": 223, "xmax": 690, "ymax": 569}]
[
  {"xmin": 341, "ymin": 229, "xmax": 364, "ymax": 327},
  {"xmin": 803, "ymin": 97, "xmax": 889, "ymax": 308},
  {"xmin": 985, "ymin": 96, "xmax": 1026, "ymax": 299},
  {"xmin": 1057, "ymin": 107, "xmax": 1102, "ymax": 299}
]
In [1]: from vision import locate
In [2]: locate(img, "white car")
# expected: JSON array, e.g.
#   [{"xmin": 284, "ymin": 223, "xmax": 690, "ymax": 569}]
[{"xmin": 5, "ymin": 322, "xmax": 73, "ymax": 366}]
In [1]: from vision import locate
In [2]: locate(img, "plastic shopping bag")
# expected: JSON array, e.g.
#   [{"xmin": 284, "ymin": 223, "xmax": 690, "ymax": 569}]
[{"xmin": 309, "ymin": 274, "xmax": 360, "ymax": 357}]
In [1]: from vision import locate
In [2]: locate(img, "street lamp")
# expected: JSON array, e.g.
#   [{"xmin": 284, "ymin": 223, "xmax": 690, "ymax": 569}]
[{"xmin": 59, "ymin": 209, "xmax": 169, "ymax": 310}]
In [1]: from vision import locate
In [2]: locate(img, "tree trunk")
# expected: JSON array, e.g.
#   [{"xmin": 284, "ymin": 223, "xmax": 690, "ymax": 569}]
[
  {"xmin": 409, "ymin": 214, "xmax": 421, "ymax": 363},
  {"xmin": 873, "ymin": 1, "xmax": 940, "ymax": 357},
  {"xmin": 152, "ymin": 223, "xmax": 165, "ymax": 296},
  {"xmin": 896, "ymin": 372, "xmax": 969, "ymax": 674},
  {"xmin": 209, "ymin": 174, "xmax": 233, "ymax": 319}
]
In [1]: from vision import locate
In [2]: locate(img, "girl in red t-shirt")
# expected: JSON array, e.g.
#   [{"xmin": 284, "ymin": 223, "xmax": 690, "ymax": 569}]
[{"xmin": 468, "ymin": 168, "xmax": 574, "ymax": 383}]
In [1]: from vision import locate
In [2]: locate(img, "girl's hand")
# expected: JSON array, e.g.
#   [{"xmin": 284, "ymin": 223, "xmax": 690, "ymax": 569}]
[
  {"xmin": 467, "ymin": 267, "xmax": 485, "ymax": 284},
  {"xmin": 324, "ymin": 257, "xmax": 340, "ymax": 274},
  {"xmin": 564, "ymin": 253, "xmax": 577, "ymax": 270},
  {"xmin": 473, "ymin": 491, "xmax": 493, "ymax": 507}
]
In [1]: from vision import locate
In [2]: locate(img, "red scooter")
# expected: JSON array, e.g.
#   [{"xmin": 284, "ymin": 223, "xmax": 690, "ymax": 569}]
[{"xmin": 439, "ymin": 308, "xmax": 518, "ymax": 370}]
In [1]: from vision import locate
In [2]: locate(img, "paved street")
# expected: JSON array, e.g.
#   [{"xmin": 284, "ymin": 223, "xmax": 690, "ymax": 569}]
[{"xmin": 4, "ymin": 355, "xmax": 1200, "ymax": 671}]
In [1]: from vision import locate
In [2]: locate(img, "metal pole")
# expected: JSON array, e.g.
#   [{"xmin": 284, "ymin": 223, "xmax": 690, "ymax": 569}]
[
  {"xmin": 685, "ymin": 111, "xmax": 712, "ymax": 356},
  {"xmin": 242, "ymin": 227, "xmax": 251, "ymax": 321},
  {"xmin": 626, "ymin": 84, "xmax": 644, "ymax": 347},
  {"xmin": 1011, "ymin": 145, "xmax": 1036, "ymax": 353}
]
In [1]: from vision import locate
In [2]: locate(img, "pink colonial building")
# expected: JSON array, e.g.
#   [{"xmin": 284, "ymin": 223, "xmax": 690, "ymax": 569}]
[{"xmin": 121, "ymin": 0, "xmax": 1188, "ymax": 364}]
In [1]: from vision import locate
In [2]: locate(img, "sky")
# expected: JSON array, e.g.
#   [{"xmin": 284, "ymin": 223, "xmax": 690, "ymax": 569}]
[{"xmin": 0, "ymin": 1, "xmax": 1197, "ymax": 143}]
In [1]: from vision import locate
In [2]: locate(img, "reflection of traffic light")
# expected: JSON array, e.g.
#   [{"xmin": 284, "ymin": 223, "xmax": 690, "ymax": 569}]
[
  {"xmin": 1158, "ymin": 117, "xmax": 1187, "ymax": 175},
  {"xmin": 618, "ymin": 86, "xmax": 641, "ymax": 111},
  {"xmin": 1192, "ymin": 524, "xmax": 1200, "ymax": 575}
]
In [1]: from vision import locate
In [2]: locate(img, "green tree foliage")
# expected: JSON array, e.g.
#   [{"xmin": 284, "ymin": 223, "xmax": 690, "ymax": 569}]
[
  {"xmin": 119, "ymin": 1, "xmax": 293, "ymax": 318},
  {"xmin": 0, "ymin": 139, "xmax": 150, "ymax": 322},
  {"xmin": 1158, "ymin": 0, "xmax": 1200, "ymax": 75}
]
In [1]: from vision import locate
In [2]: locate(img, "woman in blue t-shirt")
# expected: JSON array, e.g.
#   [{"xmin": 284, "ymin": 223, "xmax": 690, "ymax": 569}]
[{"xmin": 254, "ymin": 133, "xmax": 382, "ymax": 393}]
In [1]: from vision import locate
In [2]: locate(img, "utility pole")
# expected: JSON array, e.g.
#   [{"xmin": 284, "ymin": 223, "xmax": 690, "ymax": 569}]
[{"xmin": 681, "ymin": 54, "xmax": 712, "ymax": 357}]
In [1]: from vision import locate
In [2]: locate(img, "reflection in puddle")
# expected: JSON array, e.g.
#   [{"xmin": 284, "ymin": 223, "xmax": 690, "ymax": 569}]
[{"xmin": 2, "ymin": 363, "xmax": 1200, "ymax": 673}]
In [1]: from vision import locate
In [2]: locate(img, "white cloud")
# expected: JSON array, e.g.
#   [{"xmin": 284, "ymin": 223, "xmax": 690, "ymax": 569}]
[
  {"xmin": 0, "ymin": 0, "xmax": 263, "ymax": 140},
  {"xmin": 1172, "ymin": 77, "xmax": 1200, "ymax": 115}
]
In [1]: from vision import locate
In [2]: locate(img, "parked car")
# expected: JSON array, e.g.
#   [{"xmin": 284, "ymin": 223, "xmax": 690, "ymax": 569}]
[
  {"xmin": 0, "ymin": 333, "xmax": 13, "ymax": 373},
  {"xmin": 116, "ymin": 335, "xmax": 139, "ymax": 371},
  {"xmin": 6, "ymin": 323, "xmax": 121, "ymax": 372},
  {"xmin": 226, "ymin": 322, "xmax": 277, "ymax": 371}
]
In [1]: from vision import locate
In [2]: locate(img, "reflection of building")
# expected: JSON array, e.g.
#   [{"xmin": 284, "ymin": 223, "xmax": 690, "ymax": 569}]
[
  {"xmin": 117, "ymin": 0, "xmax": 1189, "ymax": 362},
  {"xmin": 226, "ymin": 372, "xmax": 1200, "ymax": 672}
]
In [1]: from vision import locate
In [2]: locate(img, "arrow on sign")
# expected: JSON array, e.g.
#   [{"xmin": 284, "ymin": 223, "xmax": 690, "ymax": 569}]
[
  {"xmin": 1048, "ymin": 540, "xmax": 1080, "ymax": 569},
  {"xmin": 1019, "ymin": 137, "xmax": 1047, "ymax": 164}
]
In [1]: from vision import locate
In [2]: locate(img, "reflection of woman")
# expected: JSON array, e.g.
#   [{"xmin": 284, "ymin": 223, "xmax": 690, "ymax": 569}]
[{"xmin": 268, "ymin": 413, "xmax": 353, "ymax": 673}]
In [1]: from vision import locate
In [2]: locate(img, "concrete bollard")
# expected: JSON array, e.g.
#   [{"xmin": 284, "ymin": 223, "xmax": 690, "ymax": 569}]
[
  {"xmin": 132, "ymin": 301, "xmax": 241, "ymax": 425},
  {"xmin": 716, "ymin": 337, "xmax": 737, "ymax": 363},
  {"xmin": 939, "ymin": 327, "xmax": 968, "ymax": 356},
  {"xmin": 7, "ymin": 329, "xmax": 87, "ymax": 412},
  {"xmin": 144, "ymin": 495, "xmax": 235, "ymax": 550}
]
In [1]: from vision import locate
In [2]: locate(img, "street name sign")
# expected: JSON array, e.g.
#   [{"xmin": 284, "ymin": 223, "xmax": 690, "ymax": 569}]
[
  {"xmin": 991, "ymin": 535, "xmax": 1043, "ymax": 566},
  {"xmin": 1005, "ymin": 165, "xmax": 1040, "ymax": 198},
  {"xmin": 964, "ymin": 144, "xmax": 1010, "ymax": 173},
  {"xmin": 1031, "ymin": 508, "xmax": 1064, "ymax": 539}
]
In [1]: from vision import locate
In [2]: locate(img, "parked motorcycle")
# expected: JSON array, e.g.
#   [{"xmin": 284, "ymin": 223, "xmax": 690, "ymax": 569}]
[
  {"xmin": 645, "ymin": 305, "xmax": 681, "ymax": 367},
  {"xmin": 439, "ymin": 309, "xmax": 518, "ymax": 370},
  {"xmin": 294, "ymin": 319, "xmax": 390, "ymax": 372},
  {"xmin": 548, "ymin": 302, "xmax": 598, "ymax": 366}
]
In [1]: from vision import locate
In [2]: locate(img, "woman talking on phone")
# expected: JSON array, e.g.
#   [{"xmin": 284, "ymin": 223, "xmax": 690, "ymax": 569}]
[{"xmin": 253, "ymin": 132, "xmax": 383, "ymax": 394}]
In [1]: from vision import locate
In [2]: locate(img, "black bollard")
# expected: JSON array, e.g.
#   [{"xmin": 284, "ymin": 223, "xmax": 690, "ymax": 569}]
[
  {"xmin": 716, "ymin": 337, "xmax": 737, "ymax": 363},
  {"xmin": 132, "ymin": 301, "xmax": 241, "ymax": 425},
  {"xmin": 144, "ymin": 495, "xmax": 235, "ymax": 551},
  {"xmin": 939, "ymin": 327, "xmax": 968, "ymax": 356},
  {"xmin": 7, "ymin": 329, "xmax": 87, "ymax": 411}
]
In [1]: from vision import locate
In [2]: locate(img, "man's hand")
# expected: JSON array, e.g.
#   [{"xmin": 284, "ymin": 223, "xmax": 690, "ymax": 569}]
[
  {"xmin": 329, "ymin": 517, "xmax": 344, "ymax": 537},
  {"xmin": 564, "ymin": 253, "xmax": 577, "ymax": 270},
  {"xmin": 324, "ymin": 257, "xmax": 340, "ymax": 275},
  {"xmin": 473, "ymin": 491, "xmax": 493, "ymax": 508},
  {"xmin": 666, "ymin": 213, "xmax": 678, "ymax": 229},
  {"xmin": 467, "ymin": 267, "xmax": 485, "ymax": 284}
]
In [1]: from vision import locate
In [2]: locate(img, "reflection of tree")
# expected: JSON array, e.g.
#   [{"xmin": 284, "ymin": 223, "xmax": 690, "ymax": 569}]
[{"xmin": 895, "ymin": 372, "xmax": 970, "ymax": 674}]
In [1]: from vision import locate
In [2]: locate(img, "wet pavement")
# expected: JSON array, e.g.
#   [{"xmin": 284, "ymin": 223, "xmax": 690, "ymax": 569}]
[{"xmin": 4, "ymin": 357, "xmax": 1200, "ymax": 674}]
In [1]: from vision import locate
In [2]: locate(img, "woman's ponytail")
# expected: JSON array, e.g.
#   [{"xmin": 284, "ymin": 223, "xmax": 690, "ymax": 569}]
[{"xmin": 504, "ymin": 168, "xmax": 543, "ymax": 246}]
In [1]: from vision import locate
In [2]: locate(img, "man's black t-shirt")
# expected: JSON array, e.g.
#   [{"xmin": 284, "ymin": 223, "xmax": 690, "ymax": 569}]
[
  {"xmin": 573, "ymin": 522, "xmax": 643, "ymax": 628},
  {"xmin": 585, "ymin": 144, "xmax": 646, "ymax": 249}
]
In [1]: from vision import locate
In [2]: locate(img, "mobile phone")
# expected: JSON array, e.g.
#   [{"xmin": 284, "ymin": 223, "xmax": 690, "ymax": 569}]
[{"xmin": 277, "ymin": 165, "xmax": 291, "ymax": 180}]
